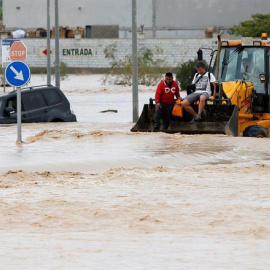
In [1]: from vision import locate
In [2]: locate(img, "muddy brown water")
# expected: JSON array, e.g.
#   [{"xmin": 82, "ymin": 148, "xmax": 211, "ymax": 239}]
[{"xmin": 0, "ymin": 88, "xmax": 270, "ymax": 269}]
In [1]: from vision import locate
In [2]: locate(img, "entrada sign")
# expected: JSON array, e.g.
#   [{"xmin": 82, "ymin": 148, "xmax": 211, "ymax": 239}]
[{"xmin": 62, "ymin": 48, "xmax": 93, "ymax": 56}]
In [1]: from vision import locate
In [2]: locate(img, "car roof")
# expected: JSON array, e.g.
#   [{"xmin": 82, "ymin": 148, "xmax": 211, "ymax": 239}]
[{"xmin": 0, "ymin": 85, "xmax": 59, "ymax": 98}]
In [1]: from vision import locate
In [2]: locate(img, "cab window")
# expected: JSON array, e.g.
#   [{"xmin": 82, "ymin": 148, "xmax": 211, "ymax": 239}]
[{"xmin": 219, "ymin": 47, "xmax": 265, "ymax": 89}]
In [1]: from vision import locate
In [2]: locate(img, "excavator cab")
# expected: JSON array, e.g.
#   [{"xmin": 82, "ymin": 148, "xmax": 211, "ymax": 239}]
[
  {"xmin": 131, "ymin": 33, "xmax": 270, "ymax": 137},
  {"xmin": 216, "ymin": 35, "xmax": 270, "ymax": 137}
]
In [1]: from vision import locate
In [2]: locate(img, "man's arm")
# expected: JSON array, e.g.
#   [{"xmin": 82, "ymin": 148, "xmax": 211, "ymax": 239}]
[
  {"xmin": 191, "ymin": 73, "xmax": 197, "ymax": 84},
  {"xmin": 209, "ymin": 73, "xmax": 217, "ymax": 100},
  {"xmin": 155, "ymin": 82, "xmax": 162, "ymax": 109},
  {"xmin": 175, "ymin": 82, "xmax": 181, "ymax": 100}
]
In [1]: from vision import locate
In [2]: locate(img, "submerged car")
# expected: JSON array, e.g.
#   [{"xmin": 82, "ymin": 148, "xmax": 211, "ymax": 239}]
[{"xmin": 0, "ymin": 85, "xmax": 77, "ymax": 124}]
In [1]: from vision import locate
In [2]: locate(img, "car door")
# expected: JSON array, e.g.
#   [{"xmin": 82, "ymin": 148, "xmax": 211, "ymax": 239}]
[
  {"xmin": 42, "ymin": 88, "xmax": 67, "ymax": 120},
  {"xmin": 21, "ymin": 90, "xmax": 54, "ymax": 122},
  {"xmin": 1, "ymin": 96, "xmax": 18, "ymax": 124}
]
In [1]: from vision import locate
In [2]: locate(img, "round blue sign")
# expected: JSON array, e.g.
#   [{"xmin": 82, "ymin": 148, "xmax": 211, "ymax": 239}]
[{"xmin": 5, "ymin": 61, "xmax": 31, "ymax": 87}]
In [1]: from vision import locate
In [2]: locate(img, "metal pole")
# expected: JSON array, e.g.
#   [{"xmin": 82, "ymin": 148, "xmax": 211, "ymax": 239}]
[
  {"xmin": 132, "ymin": 0, "xmax": 138, "ymax": 122},
  {"xmin": 152, "ymin": 0, "xmax": 156, "ymax": 38},
  {"xmin": 55, "ymin": 0, "xmax": 60, "ymax": 88},
  {"xmin": 47, "ymin": 0, "xmax": 51, "ymax": 85},
  {"xmin": 16, "ymin": 87, "xmax": 22, "ymax": 143},
  {"xmin": 3, "ymin": 78, "xmax": 6, "ymax": 93}
]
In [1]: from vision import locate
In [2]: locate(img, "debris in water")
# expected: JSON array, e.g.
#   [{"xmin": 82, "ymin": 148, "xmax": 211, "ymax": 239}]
[{"xmin": 99, "ymin": 109, "xmax": 118, "ymax": 113}]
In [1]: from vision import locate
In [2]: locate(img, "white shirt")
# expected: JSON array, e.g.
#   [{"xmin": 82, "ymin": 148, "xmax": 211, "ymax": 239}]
[{"xmin": 192, "ymin": 72, "xmax": 216, "ymax": 96}]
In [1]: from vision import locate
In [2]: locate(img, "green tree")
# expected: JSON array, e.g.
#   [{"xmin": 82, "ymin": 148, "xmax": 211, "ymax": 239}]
[
  {"xmin": 0, "ymin": 0, "xmax": 2, "ymax": 21},
  {"xmin": 228, "ymin": 13, "xmax": 270, "ymax": 37}
]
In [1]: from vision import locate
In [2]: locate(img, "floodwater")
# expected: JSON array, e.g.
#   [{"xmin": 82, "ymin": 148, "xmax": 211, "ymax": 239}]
[{"xmin": 0, "ymin": 75, "xmax": 270, "ymax": 269}]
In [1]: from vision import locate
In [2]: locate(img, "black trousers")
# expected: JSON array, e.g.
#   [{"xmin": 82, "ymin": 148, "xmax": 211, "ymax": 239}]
[{"xmin": 154, "ymin": 102, "xmax": 174, "ymax": 130}]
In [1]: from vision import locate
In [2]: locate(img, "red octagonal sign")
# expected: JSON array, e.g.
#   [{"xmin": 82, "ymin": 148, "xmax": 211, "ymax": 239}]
[{"xmin": 10, "ymin": 41, "xmax": 27, "ymax": 62}]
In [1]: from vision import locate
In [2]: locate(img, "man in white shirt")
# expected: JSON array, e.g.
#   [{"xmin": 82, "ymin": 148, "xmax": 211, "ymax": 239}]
[{"xmin": 182, "ymin": 61, "xmax": 216, "ymax": 123}]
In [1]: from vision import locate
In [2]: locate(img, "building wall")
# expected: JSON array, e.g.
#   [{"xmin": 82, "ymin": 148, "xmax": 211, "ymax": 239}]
[
  {"xmin": 89, "ymin": 26, "xmax": 119, "ymax": 39},
  {"xmin": 0, "ymin": 38, "xmax": 214, "ymax": 69},
  {"xmin": 156, "ymin": 0, "xmax": 270, "ymax": 29},
  {"xmin": 2, "ymin": 0, "xmax": 152, "ymax": 30},
  {"xmin": 3, "ymin": 0, "xmax": 270, "ymax": 38}
]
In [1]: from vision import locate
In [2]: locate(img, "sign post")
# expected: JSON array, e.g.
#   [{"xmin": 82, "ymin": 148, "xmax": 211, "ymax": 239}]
[
  {"xmin": 4, "ymin": 41, "xmax": 28, "ymax": 144},
  {"xmin": 5, "ymin": 61, "xmax": 31, "ymax": 143},
  {"xmin": 132, "ymin": 0, "xmax": 139, "ymax": 122},
  {"xmin": 55, "ymin": 0, "xmax": 60, "ymax": 88},
  {"xmin": 17, "ymin": 86, "xmax": 22, "ymax": 143},
  {"xmin": 47, "ymin": 0, "xmax": 51, "ymax": 85}
]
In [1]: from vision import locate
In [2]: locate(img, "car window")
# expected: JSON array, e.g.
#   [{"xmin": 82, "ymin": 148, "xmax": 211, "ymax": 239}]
[
  {"xmin": 0, "ymin": 97, "xmax": 3, "ymax": 109},
  {"xmin": 22, "ymin": 91, "xmax": 47, "ymax": 111},
  {"xmin": 42, "ymin": 89, "xmax": 63, "ymax": 105},
  {"xmin": 33, "ymin": 91, "xmax": 47, "ymax": 107},
  {"xmin": 6, "ymin": 97, "xmax": 18, "ymax": 112}
]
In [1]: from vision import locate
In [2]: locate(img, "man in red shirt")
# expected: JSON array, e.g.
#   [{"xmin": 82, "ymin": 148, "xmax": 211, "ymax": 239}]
[{"xmin": 154, "ymin": 72, "xmax": 181, "ymax": 131}]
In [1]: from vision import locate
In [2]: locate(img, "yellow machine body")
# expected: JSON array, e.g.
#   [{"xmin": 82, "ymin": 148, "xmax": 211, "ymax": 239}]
[{"xmin": 132, "ymin": 33, "xmax": 270, "ymax": 137}]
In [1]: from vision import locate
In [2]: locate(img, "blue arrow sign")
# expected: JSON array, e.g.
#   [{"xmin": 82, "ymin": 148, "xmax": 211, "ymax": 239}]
[{"xmin": 5, "ymin": 61, "xmax": 31, "ymax": 87}]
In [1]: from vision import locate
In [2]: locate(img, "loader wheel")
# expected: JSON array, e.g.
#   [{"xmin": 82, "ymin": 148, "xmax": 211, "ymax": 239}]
[{"xmin": 243, "ymin": 125, "xmax": 268, "ymax": 138}]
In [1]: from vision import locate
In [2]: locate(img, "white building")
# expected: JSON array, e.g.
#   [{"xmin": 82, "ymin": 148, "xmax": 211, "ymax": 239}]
[{"xmin": 3, "ymin": 0, "xmax": 270, "ymax": 38}]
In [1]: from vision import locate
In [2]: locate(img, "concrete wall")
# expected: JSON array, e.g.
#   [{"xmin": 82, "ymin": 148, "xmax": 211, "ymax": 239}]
[{"xmin": 0, "ymin": 38, "xmax": 214, "ymax": 69}]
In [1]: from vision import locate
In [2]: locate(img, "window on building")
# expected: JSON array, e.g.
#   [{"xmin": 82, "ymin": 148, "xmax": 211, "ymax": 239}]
[{"xmin": 85, "ymin": 25, "xmax": 91, "ymax": 38}]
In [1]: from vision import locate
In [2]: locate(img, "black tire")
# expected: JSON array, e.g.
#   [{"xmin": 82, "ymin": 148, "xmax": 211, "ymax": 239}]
[
  {"xmin": 51, "ymin": 119, "xmax": 64, "ymax": 122},
  {"xmin": 243, "ymin": 125, "xmax": 268, "ymax": 138}
]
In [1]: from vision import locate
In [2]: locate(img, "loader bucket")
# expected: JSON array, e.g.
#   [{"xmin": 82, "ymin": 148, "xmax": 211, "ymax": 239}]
[{"xmin": 131, "ymin": 101, "xmax": 239, "ymax": 136}]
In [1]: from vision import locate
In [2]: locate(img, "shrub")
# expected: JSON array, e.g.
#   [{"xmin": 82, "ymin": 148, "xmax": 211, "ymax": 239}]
[
  {"xmin": 51, "ymin": 62, "xmax": 68, "ymax": 81},
  {"xmin": 176, "ymin": 59, "xmax": 209, "ymax": 90},
  {"xmin": 176, "ymin": 59, "xmax": 197, "ymax": 90},
  {"xmin": 103, "ymin": 44, "xmax": 167, "ymax": 86}
]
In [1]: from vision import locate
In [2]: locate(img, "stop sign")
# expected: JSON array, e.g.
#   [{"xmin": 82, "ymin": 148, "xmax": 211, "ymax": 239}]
[{"xmin": 10, "ymin": 41, "xmax": 27, "ymax": 62}]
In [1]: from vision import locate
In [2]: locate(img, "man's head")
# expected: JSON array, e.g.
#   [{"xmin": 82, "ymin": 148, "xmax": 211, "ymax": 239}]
[
  {"xmin": 195, "ymin": 61, "xmax": 206, "ymax": 75},
  {"xmin": 165, "ymin": 72, "xmax": 174, "ymax": 85},
  {"xmin": 242, "ymin": 58, "xmax": 251, "ymax": 71}
]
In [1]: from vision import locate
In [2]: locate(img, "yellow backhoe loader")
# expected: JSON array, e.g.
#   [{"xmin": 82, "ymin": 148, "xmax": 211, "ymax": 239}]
[{"xmin": 131, "ymin": 33, "xmax": 270, "ymax": 137}]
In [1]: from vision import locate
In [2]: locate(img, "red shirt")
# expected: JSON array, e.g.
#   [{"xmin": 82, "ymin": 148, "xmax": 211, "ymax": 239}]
[{"xmin": 155, "ymin": 80, "xmax": 180, "ymax": 105}]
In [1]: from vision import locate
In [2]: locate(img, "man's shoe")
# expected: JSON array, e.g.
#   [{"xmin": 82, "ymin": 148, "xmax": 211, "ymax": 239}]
[
  {"xmin": 153, "ymin": 127, "xmax": 160, "ymax": 132},
  {"xmin": 190, "ymin": 115, "xmax": 201, "ymax": 124},
  {"xmin": 189, "ymin": 117, "xmax": 196, "ymax": 124},
  {"xmin": 195, "ymin": 115, "xmax": 202, "ymax": 121}
]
